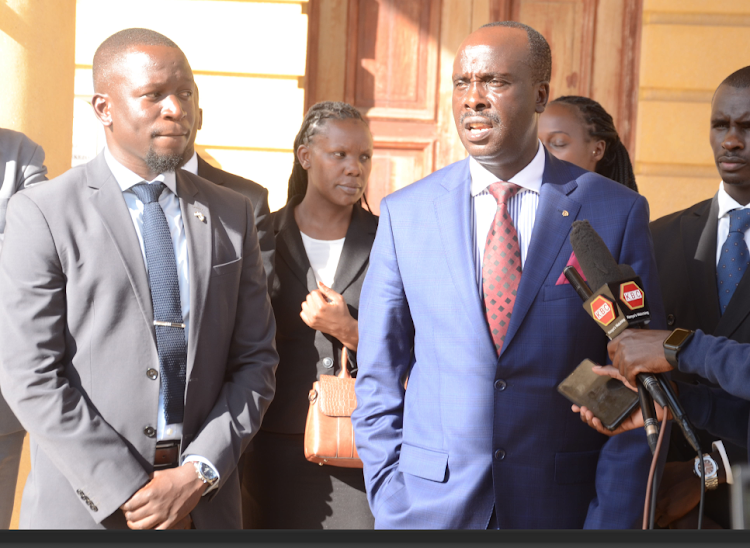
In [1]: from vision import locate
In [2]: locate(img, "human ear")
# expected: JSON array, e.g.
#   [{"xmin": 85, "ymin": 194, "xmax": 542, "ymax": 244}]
[
  {"xmin": 297, "ymin": 144, "xmax": 312, "ymax": 170},
  {"xmin": 535, "ymin": 82, "xmax": 550, "ymax": 113},
  {"xmin": 91, "ymin": 93, "xmax": 113, "ymax": 127},
  {"xmin": 592, "ymin": 140, "xmax": 606, "ymax": 163}
]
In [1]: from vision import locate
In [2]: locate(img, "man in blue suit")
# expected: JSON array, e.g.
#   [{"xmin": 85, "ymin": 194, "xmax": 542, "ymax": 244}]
[{"xmin": 352, "ymin": 21, "xmax": 665, "ymax": 529}]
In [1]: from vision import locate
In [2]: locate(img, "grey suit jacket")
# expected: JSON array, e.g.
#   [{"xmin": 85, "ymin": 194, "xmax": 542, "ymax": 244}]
[
  {"xmin": 195, "ymin": 154, "xmax": 275, "ymax": 283},
  {"xmin": 0, "ymin": 152, "xmax": 278, "ymax": 529}
]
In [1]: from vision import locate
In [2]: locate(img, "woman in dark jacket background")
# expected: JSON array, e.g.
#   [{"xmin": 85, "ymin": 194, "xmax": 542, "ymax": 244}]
[{"xmin": 242, "ymin": 101, "xmax": 377, "ymax": 529}]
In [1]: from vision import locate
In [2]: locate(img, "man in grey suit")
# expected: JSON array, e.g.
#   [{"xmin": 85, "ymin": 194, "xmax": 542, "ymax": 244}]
[
  {"xmin": 0, "ymin": 127, "xmax": 47, "ymax": 528},
  {"xmin": 0, "ymin": 28, "xmax": 277, "ymax": 529}
]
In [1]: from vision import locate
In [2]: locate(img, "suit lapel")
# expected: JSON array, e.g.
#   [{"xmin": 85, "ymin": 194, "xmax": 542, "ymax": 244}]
[
  {"xmin": 331, "ymin": 205, "xmax": 376, "ymax": 295},
  {"xmin": 87, "ymin": 154, "xmax": 156, "ymax": 345},
  {"xmin": 501, "ymin": 152, "xmax": 581, "ymax": 354},
  {"xmin": 683, "ymin": 195, "xmax": 721, "ymax": 333},
  {"xmin": 275, "ymin": 197, "xmax": 317, "ymax": 293},
  {"xmin": 177, "ymin": 170, "xmax": 211, "ymax": 380},
  {"xmin": 434, "ymin": 160, "xmax": 496, "ymax": 356}
]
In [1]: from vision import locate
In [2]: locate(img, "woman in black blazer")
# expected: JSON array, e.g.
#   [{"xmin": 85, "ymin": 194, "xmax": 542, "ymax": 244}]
[{"xmin": 242, "ymin": 102, "xmax": 377, "ymax": 529}]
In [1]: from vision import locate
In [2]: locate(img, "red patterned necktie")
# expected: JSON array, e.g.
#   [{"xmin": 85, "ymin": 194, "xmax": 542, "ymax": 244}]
[{"xmin": 482, "ymin": 182, "xmax": 522, "ymax": 355}]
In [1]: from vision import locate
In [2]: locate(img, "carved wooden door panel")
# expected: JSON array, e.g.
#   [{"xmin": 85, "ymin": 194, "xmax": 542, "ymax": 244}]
[{"xmin": 306, "ymin": 0, "xmax": 642, "ymax": 213}]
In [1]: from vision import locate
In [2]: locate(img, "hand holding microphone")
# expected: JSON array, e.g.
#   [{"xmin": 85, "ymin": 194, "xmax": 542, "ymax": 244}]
[{"xmin": 607, "ymin": 329, "xmax": 676, "ymax": 385}]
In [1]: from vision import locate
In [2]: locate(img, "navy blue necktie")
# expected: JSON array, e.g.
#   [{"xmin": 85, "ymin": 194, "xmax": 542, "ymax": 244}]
[
  {"xmin": 717, "ymin": 209, "xmax": 750, "ymax": 315},
  {"xmin": 131, "ymin": 182, "xmax": 187, "ymax": 425}
]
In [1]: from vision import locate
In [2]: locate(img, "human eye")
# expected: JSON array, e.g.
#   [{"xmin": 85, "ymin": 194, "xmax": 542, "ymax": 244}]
[
  {"xmin": 360, "ymin": 153, "xmax": 372, "ymax": 162},
  {"xmin": 453, "ymin": 78, "xmax": 469, "ymax": 90}
]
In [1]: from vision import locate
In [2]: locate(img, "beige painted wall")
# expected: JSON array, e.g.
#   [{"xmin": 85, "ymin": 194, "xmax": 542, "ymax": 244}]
[{"xmin": 636, "ymin": 0, "xmax": 750, "ymax": 220}]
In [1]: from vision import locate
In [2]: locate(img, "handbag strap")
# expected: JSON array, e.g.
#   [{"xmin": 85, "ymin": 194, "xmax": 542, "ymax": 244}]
[{"xmin": 337, "ymin": 346, "xmax": 351, "ymax": 380}]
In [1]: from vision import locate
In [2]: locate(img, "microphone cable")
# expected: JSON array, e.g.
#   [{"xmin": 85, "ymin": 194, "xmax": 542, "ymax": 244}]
[{"xmin": 642, "ymin": 404, "xmax": 667, "ymax": 530}]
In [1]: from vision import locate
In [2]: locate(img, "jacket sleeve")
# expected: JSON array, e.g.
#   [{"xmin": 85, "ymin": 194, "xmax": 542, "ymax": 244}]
[
  {"xmin": 0, "ymin": 193, "xmax": 149, "ymax": 523},
  {"xmin": 16, "ymin": 137, "xmax": 48, "ymax": 189},
  {"xmin": 352, "ymin": 198, "xmax": 414, "ymax": 517},
  {"xmin": 584, "ymin": 193, "xmax": 670, "ymax": 528}
]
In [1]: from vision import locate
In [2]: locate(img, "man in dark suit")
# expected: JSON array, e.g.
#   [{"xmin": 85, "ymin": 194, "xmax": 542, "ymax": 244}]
[
  {"xmin": 0, "ymin": 28, "xmax": 277, "ymax": 529},
  {"xmin": 352, "ymin": 21, "xmax": 665, "ymax": 529},
  {"xmin": 0, "ymin": 127, "xmax": 48, "ymax": 528},
  {"xmin": 180, "ymin": 92, "xmax": 274, "ymax": 282},
  {"xmin": 647, "ymin": 66, "xmax": 750, "ymax": 528}
]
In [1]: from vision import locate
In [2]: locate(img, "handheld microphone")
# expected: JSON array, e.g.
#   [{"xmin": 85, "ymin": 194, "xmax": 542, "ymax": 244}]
[
  {"xmin": 563, "ymin": 265, "xmax": 658, "ymax": 452},
  {"xmin": 568, "ymin": 221, "xmax": 668, "ymax": 409},
  {"xmin": 568, "ymin": 220, "xmax": 701, "ymax": 455}
]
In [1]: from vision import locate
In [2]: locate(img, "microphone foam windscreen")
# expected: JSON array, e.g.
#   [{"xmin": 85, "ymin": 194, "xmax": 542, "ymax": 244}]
[{"xmin": 569, "ymin": 220, "xmax": 622, "ymax": 290}]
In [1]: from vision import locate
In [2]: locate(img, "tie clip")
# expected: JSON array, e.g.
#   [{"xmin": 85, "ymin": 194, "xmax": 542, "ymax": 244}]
[{"xmin": 153, "ymin": 321, "xmax": 186, "ymax": 329}]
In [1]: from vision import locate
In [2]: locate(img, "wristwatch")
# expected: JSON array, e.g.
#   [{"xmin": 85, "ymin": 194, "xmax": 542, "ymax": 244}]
[
  {"xmin": 693, "ymin": 453, "xmax": 719, "ymax": 491},
  {"xmin": 192, "ymin": 461, "xmax": 219, "ymax": 489},
  {"xmin": 663, "ymin": 328, "xmax": 694, "ymax": 368}
]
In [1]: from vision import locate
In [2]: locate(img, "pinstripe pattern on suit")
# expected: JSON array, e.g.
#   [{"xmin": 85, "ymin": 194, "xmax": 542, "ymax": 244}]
[{"xmin": 352, "ymin": 150, "xmax": 667, "ymax": 529}]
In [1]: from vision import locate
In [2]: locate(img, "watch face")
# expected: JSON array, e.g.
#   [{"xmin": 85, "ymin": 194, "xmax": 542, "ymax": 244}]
[
  {"xmin": 199, "ymin": 462, "xmax": 218, "ymax": 482},
  {"xmin": 665, "ymin": 329, "xmax": 693, "ymax": 349},
  {"xmin": 695, "ymin": 455, "xmax": 717, "ymax": 477}
]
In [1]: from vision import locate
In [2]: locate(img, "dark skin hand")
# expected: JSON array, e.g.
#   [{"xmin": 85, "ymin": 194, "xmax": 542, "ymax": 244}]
[
  {"xmin": 607, "ymin": 329, "xmax": 674, "ymax": 386},
  {"xmin": 120, "ymin": 463, "xmax": 206, "ymax": 530},
  {"xmin": 571, "ymin": 363, "xmax": 671, "ymax": 436},
  {"xmin": 300, "ymin": 281, "xmax": 359, "ymax": 351}
]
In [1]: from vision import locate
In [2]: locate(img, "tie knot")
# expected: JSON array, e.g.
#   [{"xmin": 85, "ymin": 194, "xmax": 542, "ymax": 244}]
[
  {"xmin": 131, "ymin": 182, "xmax": 166, "ymax": 205},
  {"xmin": 728, "ymin": 209, "xmax": 750, "ymax": 234},
  {"xmin": 487, "ymin": 181, "xmax": 521, "ymax": 205}
]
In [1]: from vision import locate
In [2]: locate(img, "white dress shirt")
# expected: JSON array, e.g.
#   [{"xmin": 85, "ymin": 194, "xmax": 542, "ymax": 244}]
[
  {"xmin": 715, "ymin": 182, "xmax": 750, "ymax": 266},
  {"xmin": 104, "ymin": 149, "xmax": 218, "ymax": 491},
  {"xmin": 300, "ymin": 232, "xmax": 345, "ymax": 288},
  {"xmin": 471, "ymin": 141, "xmax": 545, "ymax": 290},
  {"xmin": 181, "ymin": 151, "xmax": 199, "ymax": 176}
]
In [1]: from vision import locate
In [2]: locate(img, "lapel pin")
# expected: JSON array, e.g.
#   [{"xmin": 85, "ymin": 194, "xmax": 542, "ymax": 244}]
[
  {"xmin": 194, "ymin": 211, "xmax": 206, "ymax": 222},
  {"xmin": 562, "ymin": 210, "xmax": 569, "ymax": 217}
]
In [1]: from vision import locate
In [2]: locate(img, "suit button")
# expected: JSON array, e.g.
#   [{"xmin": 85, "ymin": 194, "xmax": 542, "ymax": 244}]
[
  {"xmin": 494, "ymin": 449, "xmax": 506, "ymax": 461},
  {"xmin": 91, "ymin": 505, "xmax": 98, "ymax": 512},
  {"xmin": 667, "ymin": 314, "xmax": 676, "ymax": 326},
  {"xmin": 494, "ymin": 379, "xmax": 507, "ymax": 391},
  {"xmin": 322, "ymin": 357, "xmax": 333, "ymax": 369},
  {"xmin": 76, "ymin": 489, "xmax": 83, "ymax": 496},
  {"xmin": 146, "ymin": 368, "xmax": 158, "ymax": 380},
  {"xmin": 144, "ymin": 426, "xmax": 156, "ymax": 438}
]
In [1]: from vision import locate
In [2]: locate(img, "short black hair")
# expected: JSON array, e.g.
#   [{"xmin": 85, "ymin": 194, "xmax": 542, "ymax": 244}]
[
  {"xmin": 720, "ymin": 66, "xmax": 750, "ymax": 89},
  {"xmin": 93, "ymin": 28, "xmax": 183, "ymax": 92},
  {"xmin": 480, "ymin": 21, "xmax": 551, "ymax": 83}
]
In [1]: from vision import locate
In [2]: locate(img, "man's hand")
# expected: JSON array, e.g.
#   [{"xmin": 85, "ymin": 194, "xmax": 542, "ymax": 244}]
[
  {"xmin": 654, "ymin": 460, "xmax": 702, "ymax": 527},
  {"xmin": 300, "ymin": 282, "xmax": 358, "ymax": 350},
  {"xmin": 120, "ymin": 463, "xmax": 206, "ymax": 530},
  {"xmin": 607, "ymin": 329, "xmax": 675, "ymax": 386},
  {"xmin": 571, "ymin": 364, "xmax": 670, "ymax": 436}
]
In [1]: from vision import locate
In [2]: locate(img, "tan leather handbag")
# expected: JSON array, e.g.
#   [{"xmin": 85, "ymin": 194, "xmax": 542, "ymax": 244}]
[{"xmin": 304, "ymin": 347, "xmax": 363, "ymax": 468}]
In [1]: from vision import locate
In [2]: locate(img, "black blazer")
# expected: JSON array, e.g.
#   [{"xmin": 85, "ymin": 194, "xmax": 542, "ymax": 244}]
[
  {"xmin": 651, "ymin": 193, "xmax": 750, "ymax": 464},
  {"xmin": 196, "ymin": 154, "xmax": 275, "ymax": 283},
  {"xmin": 261, "ymin": 196, "xmax": 378, "ymax": 433}
]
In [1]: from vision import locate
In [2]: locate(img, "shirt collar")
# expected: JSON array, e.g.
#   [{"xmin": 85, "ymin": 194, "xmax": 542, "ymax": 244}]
[
  {"xmin": 104, "ymin": 146, "xmax": 178, "ymax": 195},
  {"xmin": 181, "ymin": 151, "xmax": 199, "ymax": 175},
  {"xmin": 470, "ymin": 140, "xmax": 545, "ymax": 197},
  {"xmin": 717, "ymin": 181, "xmax": 750, "ymax": 218}
]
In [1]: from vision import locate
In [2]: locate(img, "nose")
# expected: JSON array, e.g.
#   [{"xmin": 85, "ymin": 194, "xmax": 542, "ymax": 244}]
[
  {"xmin": 464, "ymin": 80, "xmax": 488, "ymax": 112},
  {"xmin": 162, "ymin": 94, "xmax": 187, "ymax": 120},
  {"xmin": 723, "ymin": 126, "xmax": 745, "ymax": 151},
  {"xmin": 344, "ymin": 156, "xmax": 362, "ymax": 176}
]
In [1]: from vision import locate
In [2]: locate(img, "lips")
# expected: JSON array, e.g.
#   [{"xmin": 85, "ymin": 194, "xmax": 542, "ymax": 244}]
[
  {"xmin": 463, "ymin": 117, "xmax": 494, "ymax": 142},
  {"xmin": 337, "ymin": 184, "xmax": 361, "ymax": 195},
  {"xmin": 718, "ymin": 156, "xmax": 747, "ymax": 172}
]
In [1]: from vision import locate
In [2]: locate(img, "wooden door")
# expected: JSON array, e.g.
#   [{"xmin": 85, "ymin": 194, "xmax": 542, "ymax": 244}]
[{"xmin": 305, "ymin": 0, "xmax": 643, "ymax": 213}]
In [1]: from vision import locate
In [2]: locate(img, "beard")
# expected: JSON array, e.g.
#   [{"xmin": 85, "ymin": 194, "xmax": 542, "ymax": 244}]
[{"xmin": 145, "ymin": 146, "xmax": 185, "ymax": 174}]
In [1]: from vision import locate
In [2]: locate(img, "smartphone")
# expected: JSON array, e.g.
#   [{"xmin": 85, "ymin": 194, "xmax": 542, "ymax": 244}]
[{"xmin": 557, "ymin": 359, "xmax": 639, "ymax": 431}]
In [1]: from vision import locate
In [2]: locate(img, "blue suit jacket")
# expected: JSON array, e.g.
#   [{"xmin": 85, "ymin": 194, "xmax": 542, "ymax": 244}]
[{"xmin": 352, "ymin": 151, "xmax": 667, "ymax": 529}]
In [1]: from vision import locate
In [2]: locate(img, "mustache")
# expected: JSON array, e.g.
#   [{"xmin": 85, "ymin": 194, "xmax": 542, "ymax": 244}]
[
  {"xmin": 460, "ymin": 111, "xmax": 501, "ymax": 125},
  {"xmin": 718, "ymin": 154, "xmax": 745, "ymax": 162}
]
